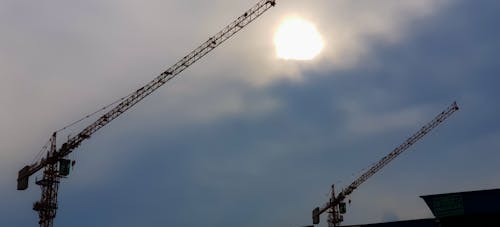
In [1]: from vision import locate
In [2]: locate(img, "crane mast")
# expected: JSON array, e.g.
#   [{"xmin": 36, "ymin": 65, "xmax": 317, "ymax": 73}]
[
  {"xmin": 17, "ymin": 1, "xmax": 276, "ymax": 226},
  {"xmin": 312, "ymin": 102, "xmax": 459, "ymax": 226}
]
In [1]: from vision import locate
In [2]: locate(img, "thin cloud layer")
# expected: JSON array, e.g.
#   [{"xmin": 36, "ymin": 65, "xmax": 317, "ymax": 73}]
[{"xmin": 1, "ymin": 1, "xmax": 499, "ymax": 227}]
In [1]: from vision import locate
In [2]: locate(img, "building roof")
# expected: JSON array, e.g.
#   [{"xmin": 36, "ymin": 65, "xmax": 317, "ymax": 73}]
[
  {"xmin": 420, "ymin": 188, "xmax": 500, "ymax": 218},
  {"xmin": 342, "ymin": 188, "xmax": 500, "ymax": 227},
  {"xmin": 343, "ymin": 218, "xmax": 437, "ymax": 227}
]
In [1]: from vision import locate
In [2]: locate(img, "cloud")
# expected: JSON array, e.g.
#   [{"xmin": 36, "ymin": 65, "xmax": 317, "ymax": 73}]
[
  {"xmin": 340, "ymin": 102, "xmax": 432, "ymax": 136},
  {"xmin": 0, "ymin": 0, "xmax": 450, "ymax": 151},
  {"xmin": 231, "ymin": 0, "xmax": 450, "ymax": 84},
  {"xmin": 3, "ymin": 1, "xmax": 500, "ymax": 227}
]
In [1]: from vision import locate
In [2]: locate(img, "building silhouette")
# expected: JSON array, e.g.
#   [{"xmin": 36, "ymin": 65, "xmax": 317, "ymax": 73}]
[{"xmin": 344, "ymin": 188, "xmax": 500, "ymax": 227}]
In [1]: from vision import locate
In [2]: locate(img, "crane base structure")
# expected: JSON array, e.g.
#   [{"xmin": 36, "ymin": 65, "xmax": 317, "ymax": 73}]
[{"xmin": 312, "ymin": 102, "xmax": 459, "ymax": 226}]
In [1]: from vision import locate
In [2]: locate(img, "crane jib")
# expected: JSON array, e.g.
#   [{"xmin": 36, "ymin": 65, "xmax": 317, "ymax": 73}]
[{"xmin": 17, "ymin": 0, "xmax": 276, "ymax": 192}]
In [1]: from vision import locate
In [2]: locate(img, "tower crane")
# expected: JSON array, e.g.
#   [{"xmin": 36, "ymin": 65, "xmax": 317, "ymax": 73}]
[
  {"xmin": 16, "ymin": 1, "xmax": 277, "ymax": 226},
  {"xmin": 312, "ymin": 102, "xmax": 459, "ymax": 226}
]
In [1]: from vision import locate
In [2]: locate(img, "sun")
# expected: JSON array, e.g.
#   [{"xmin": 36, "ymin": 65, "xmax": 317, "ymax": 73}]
[{"xmin": 274, "ymin": 17, "xmax": 324, "ymax": 60}]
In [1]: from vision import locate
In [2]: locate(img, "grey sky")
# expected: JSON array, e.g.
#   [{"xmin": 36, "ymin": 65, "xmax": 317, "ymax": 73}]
[{"xmin": 1, "ymin": 0, "xmax": 499, "ymax": 226}]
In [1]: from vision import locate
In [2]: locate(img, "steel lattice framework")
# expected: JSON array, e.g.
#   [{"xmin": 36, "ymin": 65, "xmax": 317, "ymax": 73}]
[
  {"xmin": 17, "ymin": 1, "xmax": 276, "ymax": 226},
  {"xmin": 313, "ymin": 102, "xmax": 459, "ymax": 226}
]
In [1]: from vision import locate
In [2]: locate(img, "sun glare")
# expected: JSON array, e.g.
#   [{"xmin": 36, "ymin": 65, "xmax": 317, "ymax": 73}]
[{"xmin": 274, "ymin": 17, "xmax": 324, "ymax": 60}]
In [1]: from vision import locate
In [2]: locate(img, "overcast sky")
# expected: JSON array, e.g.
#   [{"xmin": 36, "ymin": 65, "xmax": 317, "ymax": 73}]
[{"xmin": 1, "ymin": 0, "xmax": 500, "ymax": 226}]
